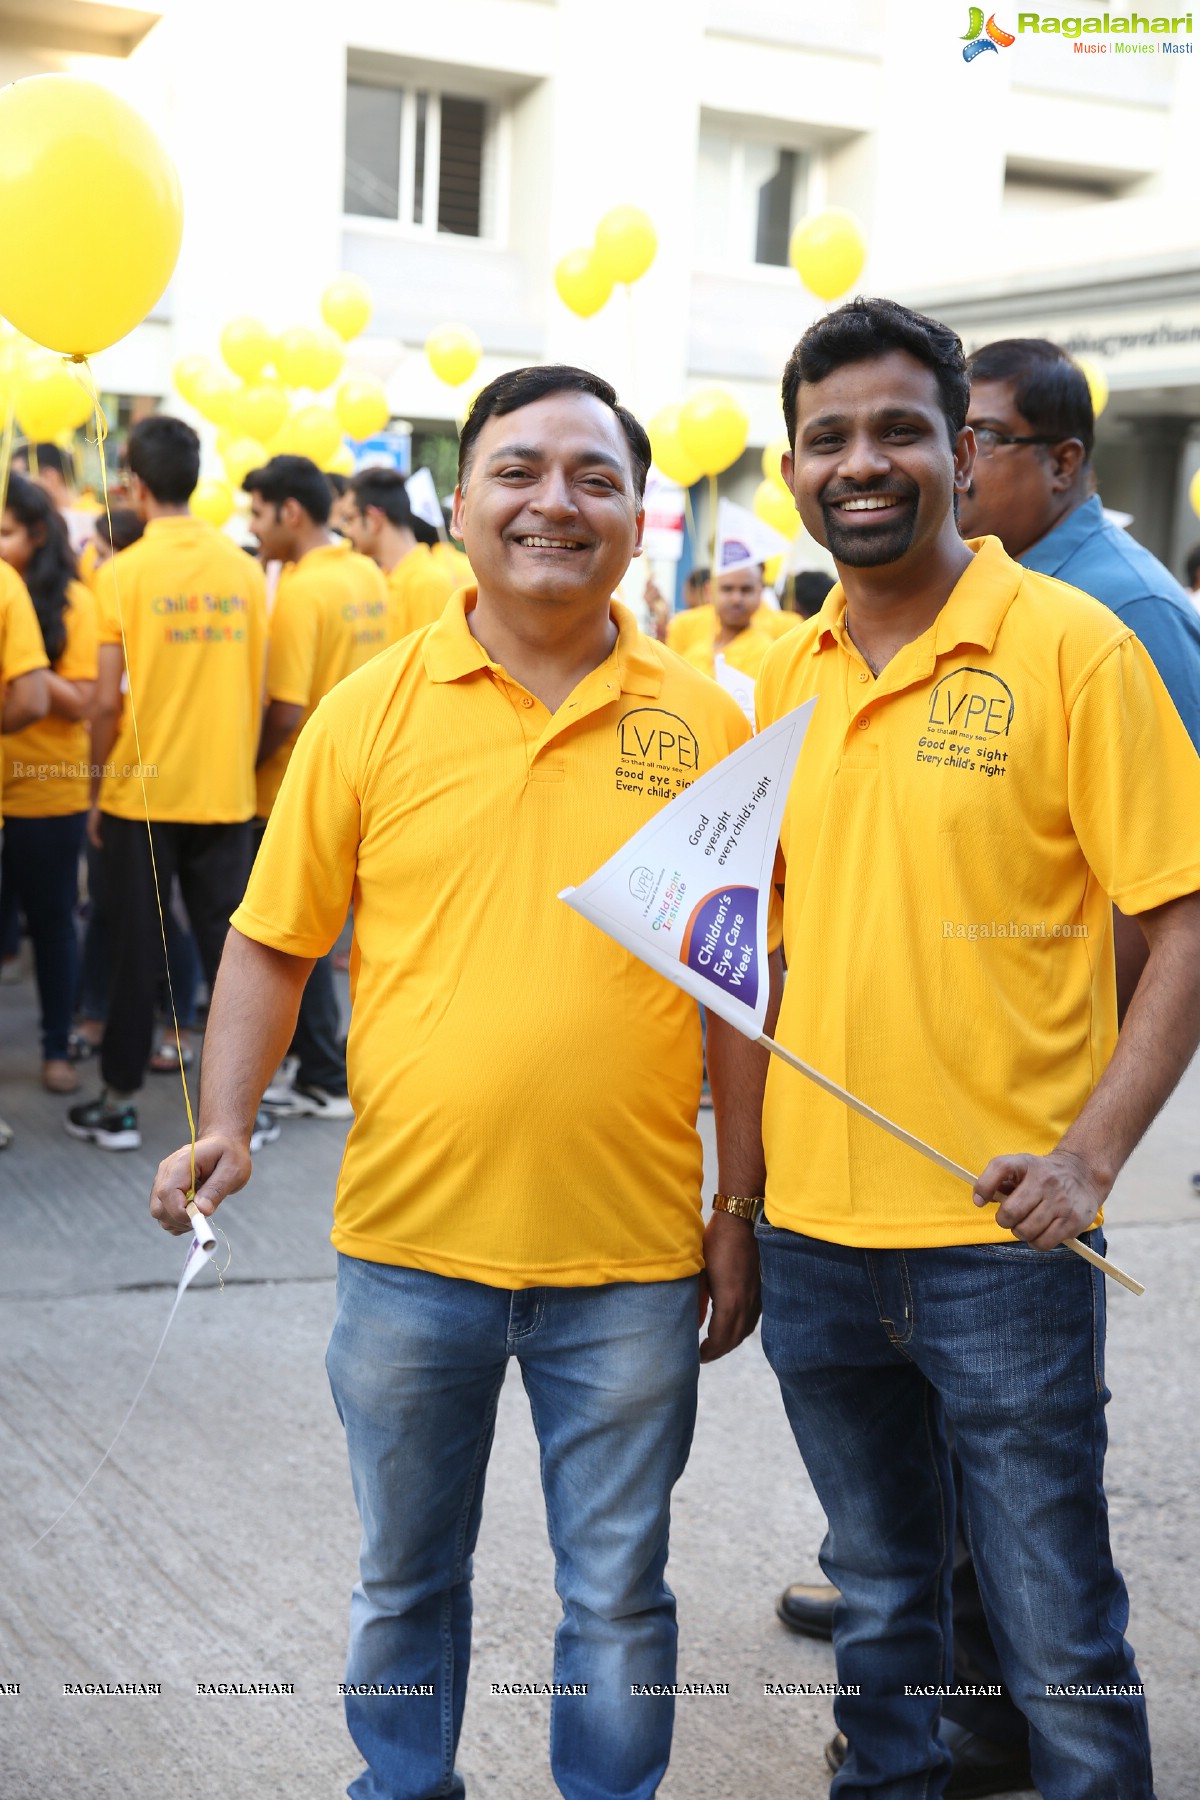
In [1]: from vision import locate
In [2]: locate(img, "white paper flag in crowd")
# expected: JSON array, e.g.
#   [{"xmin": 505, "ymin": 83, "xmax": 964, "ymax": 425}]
[
  {"xmin": 713, "ymin": 653, "xmax": 757, "ymax": 728},
  {"xmin": 716, "ymin": 495, "xmax": 791, "ymax": 577},
  {"xmin": 405, "ymin": 467, "xmax": 445, "ymax": 534},
  {"xmin": 560, "ymin": 702, "xmax": 815, "ymax": 1037}
]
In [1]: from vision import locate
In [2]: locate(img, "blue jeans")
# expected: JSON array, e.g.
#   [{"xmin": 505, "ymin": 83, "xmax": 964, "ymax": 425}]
[
  {"xmin": 0, "ymin": 811, "xmax": 86, "ymax": 1058},
  {"xmin": 325, "ymin": 1256, "xmax": 700, "ymax": 1800},
  {"xmin": 757, "ymin": 1224, "xmax": 1153, "ymax": 1800}
]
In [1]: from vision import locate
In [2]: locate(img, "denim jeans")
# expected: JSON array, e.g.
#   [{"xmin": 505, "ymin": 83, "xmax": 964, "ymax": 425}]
[
  {"xmin": 0, "ymin": 811, "xmax": 86, "ymax": 1058},
  {"xmin": 757, "ymin": 1224, "xmax": 1153, "ymax": 1800},
  {"xmin": 325, "ymin": 1255, "xmax": 700, "ymax": 1800}
]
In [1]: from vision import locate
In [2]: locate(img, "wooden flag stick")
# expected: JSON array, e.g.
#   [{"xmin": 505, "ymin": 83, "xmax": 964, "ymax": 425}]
[{"xmin": 757, "ymin": 1033, "xmax": 1144, "ymax": 1296}]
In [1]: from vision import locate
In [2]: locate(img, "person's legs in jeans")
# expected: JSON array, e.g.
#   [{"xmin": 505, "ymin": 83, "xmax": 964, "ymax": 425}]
[
  {"xmin": 325, "ymin": 1256, "xmax": 510, "ymax": 1800},
  {"xmin": 99, "ymin": 816, "xmax": 178, "ymax": 1094},
  {"xmin": 943, "ymin": 1448, "xmax": 1030, "ymax": 1749},
  {"xmin": 518, "ymin": 1277, "xmax": 700, "ymax": 1800},
  {"xmin": 1, "ymin": 812, "xmax": 86, "ymax": 1060},
  {"xmin": 758, "ymin": 1224, "xmax": 955, "ymax": 1800}
]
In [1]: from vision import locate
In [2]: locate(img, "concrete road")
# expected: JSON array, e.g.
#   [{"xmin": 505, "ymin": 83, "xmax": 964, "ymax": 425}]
[{"xmin": 1, "ymin": 972, "xmax": 1197, "ymax": 1799}]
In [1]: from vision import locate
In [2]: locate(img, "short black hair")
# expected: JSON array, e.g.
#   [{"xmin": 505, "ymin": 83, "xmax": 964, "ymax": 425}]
[
  {"xmin": 458, "ymin": 364, "xmax": 651, "ymax": 504},
  {"xmin": 126, "ymin": 415, "xmax": 201, "ymax": 504},
  {"xmin": 782, "ymin": 296, "xmax": 970, "ymax": 449},
  {"xmin": 789, "ymin": 569, "xmax": 836, "ymax": 618},
  {"xmin": 1185, "ymin": 544, "xmax": 1200, "ymax": 588},
  {"xmin": 684, "ymin": 565, "xmax": 709, "ymax": 590},
  {"xmin": 16, "ymin": 442, "xmax": 71, "ymax": 482},
  {"xmin": 350, "ymin": 467, "xmax": 415, "ymax": 530},
  {"xmin": 966, "ymin": 338, "xmax": 1095, "ymax": 462},
  {"xmin": 242, "ymin": 454, "xmax": 332, "ymax": 524},
  {"xmin": 96, "ymin": 507, "xmax": 145, "ymax": 553},
  {"xmin": 326, "ymin": 471, "xmax": 349, "ymax": 499}
]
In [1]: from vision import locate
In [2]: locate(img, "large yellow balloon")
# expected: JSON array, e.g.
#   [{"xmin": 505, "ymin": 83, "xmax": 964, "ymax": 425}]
[
  {"xmin": 229, "ymin": 381, "xmax": 290, "ymax": 445},
  {"xmin": 13, "ymin": 357, "xmax": 94, "ymax": 439},
  {"xmin": 335, "ymin": 378, "xmax": 390, "ymax": 441},
  {"xmin": 324, "ymin": 443, "xmax": 356, "ymax": 477},
  {"xmin": 192, "ymin": 366, "xmax": 240, "ymax": 427},
  {"xmin": 190, "ymin": 479, "xmax": 234, "ymax": 528},
  {"xmin": 220, "ymin": 317, "xmax": 273, "ymax": 383},
  {"xmin": 761, "ymin": 436, "xmax": 792, "ymax": 497},
  {"xmin": 647, "ymin": 405, "xmax": 703, "ymax": 489},
  {"xmin": 753, "ymin": 478, "xmax": 800, "ymax": 541},
  {"xmin": 0, "ymin": 76, "xmax": 183, "ymax": 356},
  {"xmin": 173, "ymin": 352, "xmax": 212, "ymax": 409},
  {"xmin": 678, "ymin": 388, "xmax": 749, "ymax": 477},
  {"xmin": 593, "ymin": 206, "xmax": 657, "ymax": 285},
  {"xmin": 426, "ymin": 324, "xmax": 482, "ymax": 388},
  {"xmin": 789, "ymin": 208, "xmax": 867, "ymax": 303},
  {"xmin": 274, "ymin": 325, "xmax": 345, "ymax": 391},
  {"xmin": 221, "ymin": 436, "xmax": 268, "ymax": 489},
  {"xmin": 1189, "ymin": 468, "xmax": 1200, "ymax": 522},
  {"xmin": 554, "ymin": 249, "xmax": 614, "ymax": 319},
  {"xmin": 1075, "ymin": 356, "xmax": 1109, "ymax": 418},
  {"xmin": 277, "ymin": 404, "xmax": 342, "ymax": 466},
  {"xmin": 321, "ymin": 275, "xmax": 373, "ymax": 342}
]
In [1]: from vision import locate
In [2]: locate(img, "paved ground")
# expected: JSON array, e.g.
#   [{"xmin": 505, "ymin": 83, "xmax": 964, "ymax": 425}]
[{"xmin": 1, "ymin": 968, "xmax": 1198, "ymax": 1799}]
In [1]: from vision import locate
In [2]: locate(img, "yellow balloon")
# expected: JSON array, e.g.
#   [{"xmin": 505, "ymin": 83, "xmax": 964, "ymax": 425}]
[
  {"xmin": 173, "ymin": 352, "xmax": 212, "ymax": 409},
  {"xmin": 788, "ymin": 208, "xmax": 867, "ymax": 303},
  {"xmin": 679, "ymin": 388, "xmax": 749, "ymax": 477},
  {"xmin": 221, "ymin": 436, "xmax": 268, "ymax": 489},
  {"xmin": 321, "ymin": 275, "xmax": 373, "ymax": 342},
  {"xmin": 761, "ymin": 436, "xmax": 792, "ymax": 497},
  {"xmin": 1189, "ymin": 468, "xmax": 1200, "ymax": 522},
  {"xmin": 753, "ymin": 478, "xmax": 800, "ymax": 541},
  {"xmin": 277, "ymin": 404, "xmax": 343, "ymax": 466},
  {"xmin": 0, "ymin": 76, "xmax": 182, "ymax": 356},
  {"xmin": 13, "ymin": 357, "xmax": 94, "ymax": 439},
  {"xmin": 190, "ymin": 479, "xmax": 234, "ymax": 528},
  {"xmin": 192, "ymin": 366, "xmax": 240, "ymax": 427},
  {"xmin": 1075, "ymin": 356, "xmax": 1109, "ymax": 418},
  {"xmin": 426, "ymin": 324, "xmax": 482, "ymax": 388},
  {"xmin": 324, "ymin": 443, "xmax": 356, "ymax": 476},
  {"xmin": 593, "ymin": 206, "xmax": 657, "ymax": 285},
  {"xmin": 229, "ymin": 381, "xmax": 290, "ymax": 444},
  {"xmin": 220, "ymin": 317, "xmax": 273, "ymax": 383},
  {"xmin": 647, "ymin": 405, "xmax": 704, "ymax": 489},
  {"xmin": 273, "ymin": 325, "xmax": 345, "ymax": 391},
  {"xmin": 335, "ymin": 377, "xmax": 390, "ymax": 441},
  {"xmin": 554, "ymin": 249, "xmax": 613, "ymax": 319}
]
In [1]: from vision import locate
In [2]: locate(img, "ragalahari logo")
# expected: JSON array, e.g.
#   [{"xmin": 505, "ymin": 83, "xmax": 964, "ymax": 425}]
[{"xmin": 962, "ymin": 8, "xmax": 1016, "ymax": 58}]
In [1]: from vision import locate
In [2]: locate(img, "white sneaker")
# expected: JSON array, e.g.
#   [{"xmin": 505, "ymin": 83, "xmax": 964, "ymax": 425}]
[
  {"xmin": 249, "ymin": 1109, "xmax": 281, "ymax": 1151},
  {"xmin": 262, "ymin": 1055, "xmax": 300, "ymax": 1106},
  {"xmin": 262, "ymin": 1084, "xmax": 354, "ymax": 1121}
]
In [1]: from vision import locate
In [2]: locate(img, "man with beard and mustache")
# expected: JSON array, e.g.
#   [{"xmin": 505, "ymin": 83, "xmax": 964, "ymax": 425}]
[{"xmin": 728, "ymin": 297, "xmax": 1200, "ymax": 1798}]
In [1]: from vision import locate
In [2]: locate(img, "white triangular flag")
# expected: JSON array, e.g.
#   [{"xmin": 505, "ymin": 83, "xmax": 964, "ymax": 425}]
[
  {"xmin": 716, "ymin": 496, "xmax": 791, "ymax": 576},
  {"xmin": 405, "ymin": 467, "xmax": 445, "ymax": 533},
  {"xmin": 713, "ymin": 653, "xmax": 757, "ymax": 728},
  {"xmin": 560, "ymin": 701, "xmax": 815, "ymax": 1036}
]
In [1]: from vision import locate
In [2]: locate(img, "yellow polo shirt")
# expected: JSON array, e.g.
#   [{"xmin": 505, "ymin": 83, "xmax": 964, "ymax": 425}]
[
  {"xmin": 679, "ymin": 620, "xmax": 777, "ymax": 684},
  {"xmin": 0, "ymin": 565, "xmax": 50, "ymax": 832},
  {"xmin": 668, "ymin": 601, "xmax": 796, "ymax": 655},
  {"xmin": 431, "ymin": 540, "xmax": 473, "ymax": 586},
  {"xmin": 756, "ymin": 535, "xmax": 1200, "ymax": 1249},
  {"xmin": 233, "ymin": 592, "xmax": 752, "ymax": 1287},
  {"xmin": 3, "ymin": 580, "xmax": 97, "ymax": 817},
  {"xmin": 384, "ymin": 543, "xmax": 458, "ymax": 644},
  {"xmin": 95, "ymin": 518, "xmax": 267, "ymax": 823},
  {"xmin": 256, "ymin": 540, "xmax": 388, "ymax": 817}
]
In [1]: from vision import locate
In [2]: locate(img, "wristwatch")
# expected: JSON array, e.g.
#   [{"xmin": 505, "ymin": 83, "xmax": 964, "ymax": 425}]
[{"xmin": 712, "ymin": 1192, "xmax": 765, "ymax": 1224}]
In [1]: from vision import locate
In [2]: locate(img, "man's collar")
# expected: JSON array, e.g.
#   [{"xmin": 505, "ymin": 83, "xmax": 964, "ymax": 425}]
[
  {"xmin": 1018, "ymin": 494, "xmax": 1104, "ymax": 577},
  {"xmin": 811, "ymin": 535, "xmax": 1023, "ymax": 661},
  {"xmin": 423, "ymin": 589, "xmax": 662, "ymax": 696}
]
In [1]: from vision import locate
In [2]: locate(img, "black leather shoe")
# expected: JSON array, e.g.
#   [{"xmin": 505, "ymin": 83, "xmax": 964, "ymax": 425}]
[
  {"xmin": 825, "ymin": 1723, "xmax": 1034, "ymax": 1797},
  {"xmin": 775, "ymin": 1581, "xmax": 838, "ymax": 1640}
]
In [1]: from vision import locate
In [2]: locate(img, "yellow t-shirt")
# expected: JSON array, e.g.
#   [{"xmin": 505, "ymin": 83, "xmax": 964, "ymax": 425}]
[
  {"xmin": 384, "ymin": 543, "xmax": 458, "ymax": 644},
  {"xmin": 431, "ymin": 540, "xmax": 473, "ymax": 586},
  {"xmin": 233, "ymin": 593, "xmax": 753, "ymax": 1288},
  {"xmin": 0, "ymin": 565, "xmax": 51, "ymax": 832},
  {"xmin": 77, "ymin": 539, "xmax": 102, "ymax": 594},
  {"xmin": 2, "ymin": 580, "xmax": 97, "ymax": 817},
  {"xmin": 667, "ymin": 600, "xmax": 795, "ymax": 655},
  {"xmin": 256, "ymin": 540, "xmax": 389, "ymax": 818},
  {"xmin": 679, "ymin": 619, "xmax": 777, "ymax": 684},
  {"xmin": 755, "ymin": 534, "xmax": 1200, "ymax": 1250},
  {"xmin": 94, "ymin": 516, "xmax": 268, "ymax": 823}
]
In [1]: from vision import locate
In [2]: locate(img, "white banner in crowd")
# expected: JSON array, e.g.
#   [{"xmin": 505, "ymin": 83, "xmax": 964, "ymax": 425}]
[
  {"xmin": 713, "ymin": 653, "xmax": 757, "ymax": 727},
  {"xmin": 405, "ymin": 466, "xmax": 445, "ymax": 532},
  {"xmin": 560, "ymin": 701, "xmax": 816, "ymax": 1036},
  {"xmin": 716, "ymin": 495, "xmax": 791, "ymax": 576}
]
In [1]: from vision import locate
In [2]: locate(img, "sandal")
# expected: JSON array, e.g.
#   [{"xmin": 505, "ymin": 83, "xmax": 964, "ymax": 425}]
[{"xmin": 149, "ymin": 1037, "xmax": 195, "ymax": 1074}]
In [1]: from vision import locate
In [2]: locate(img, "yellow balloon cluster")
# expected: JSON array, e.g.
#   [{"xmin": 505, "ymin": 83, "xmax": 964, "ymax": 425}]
[
  {"xmin": 426, "ymin": 324, "xmax": 483, "ymax": 388},
  {"xmin": 753, "ymin": 479, "xmax": 799, "ymax": 540},
  {"xmin": 556, "ymin": 205, "xmax": 657, "ymax": 318},
  {"xmin": 273, "ymin": 325, "xmax": 345, "ymax": 393},
  {"xmin": 14, "ymin": 357, "xmax": 95, "ymax": 440},
  {"xmin": 1075, "ymin": 356, "xmax": 1109, "ymax": 418},
  {"xmin": 1189, "ymin": 468, "xmax": 1200, "ymax": 523},
  {"xmin": 190, "ymin": 479, "xmax": 235, "ymax": 528},
  {"xmin": 0, "ymin": 76, "xmax": 183, "ymax": 357},
  {"xmin": 220, "ymin": 317, "xmax": 273, "ymax": 384},
  {"xmin": 321, "ymin": 275, "xmax": 373, "ymax": 342},
  {"xmin": 678, "ymin": 388, "xmax": 749, "ymax": 478},
  {"xmin": 336, "ymin": 378, "xmax": 390, "ymax": 442},
  {"xmin": 789, "ymin": 208, "xmax": 867, "ymax": 303},
  {"xmin": 648, "ymin": 405, "xmax": 704, "ymax": 490}
]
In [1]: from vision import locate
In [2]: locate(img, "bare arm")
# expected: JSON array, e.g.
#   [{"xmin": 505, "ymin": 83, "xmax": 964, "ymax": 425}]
[
  {"xmin": 1112, "ymin": 903, "xmax": 1148, "ymax": 1026},
  {"xmin": 150, "ymin": 928, "xmax": 314, "ymax": 1235},
  {"xmin": 46, "ymin": 671, "xmax": 95, "ymax": 722},
  {"xmin": 974, "ymin": 889, "xmax": 1200, "ymax": 1247},
  {"xmin": 256, "ymin": 699, "xmax": 303, "ymax": 767},
  {"xmin": 698, "ymin": 948, "xmax": 783, "ymax": 1361},
  {"xmin": 2, "ymin": 668, "xmax": 49, "ymax": 733}
]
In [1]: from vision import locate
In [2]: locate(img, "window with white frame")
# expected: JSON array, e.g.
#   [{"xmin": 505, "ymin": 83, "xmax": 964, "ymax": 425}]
[
  {"xmin": 344, "ymin": 79, "xmax": 493, "ymax": 237},
  {"xmin": 695, "ymin": 124, "xmax": 811, "ymax": 269}
]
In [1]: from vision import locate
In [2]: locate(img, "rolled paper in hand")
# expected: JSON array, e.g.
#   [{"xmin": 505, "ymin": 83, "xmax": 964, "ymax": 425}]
[{"xmin": 185, "ymin": 1199, "xmax": 216, "ymax": 1253}]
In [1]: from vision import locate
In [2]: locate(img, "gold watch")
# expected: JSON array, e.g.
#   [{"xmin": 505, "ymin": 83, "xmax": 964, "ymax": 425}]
[{"xmin": 712, "ymin": 1192, "xmax": 765, "ymax": 1224}]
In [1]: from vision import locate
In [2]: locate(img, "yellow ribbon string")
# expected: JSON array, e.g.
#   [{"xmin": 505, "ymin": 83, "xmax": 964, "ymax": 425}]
[{"xmin": 70, "ymin": 355, "xmax": 198, "ymax": 1194}]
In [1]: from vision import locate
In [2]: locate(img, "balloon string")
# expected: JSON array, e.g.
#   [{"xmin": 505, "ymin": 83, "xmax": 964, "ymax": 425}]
[
  {"xmin": 71, "ymin": 356, "xmax": 198, "ymax": 1196},
  {"xmin": 683, "ymin": 488, "xmax": 696, "ymax": 555}
]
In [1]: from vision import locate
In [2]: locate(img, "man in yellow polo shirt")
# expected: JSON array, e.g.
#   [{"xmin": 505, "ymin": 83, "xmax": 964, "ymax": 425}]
[
  {"xmin": 342, "ymin": 466, "xmax": 458, "ymax": 642},
  {"xmin": 0, "ymin": 560, "xmax": 49, "ymax": 1150},
  {"xmin": 243, "ymin": 454, "xmax": 388, "ymax": 1123},
  {"xmin": 678, "ymin": 561, "xmax": 778, "ymax": 688},
  {"xmin": 67, "ymin": 416, "xmax": 267, "ymax": 1153},
  {"xmin": 151, "ymin": 366, "xmax": 762, "ymax": 1800},
  {"xmin": 727, "ymin": 298, "xmax": 1200, "ymax": 1798}
]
